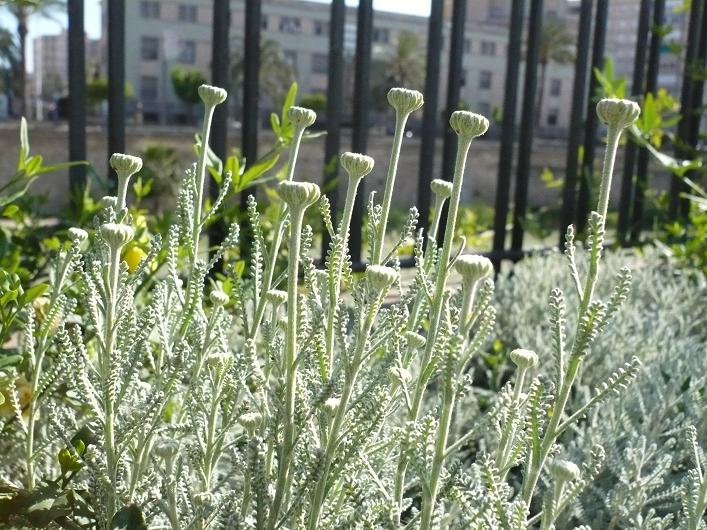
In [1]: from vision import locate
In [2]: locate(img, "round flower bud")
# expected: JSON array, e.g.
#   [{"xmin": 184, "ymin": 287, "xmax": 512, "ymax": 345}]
[
  {"xmin": 277, "ymin": 181, "xmax": 321, "ymax": 210},
  {"xmin": 549, "ymin": 459, "xmax": 580, "ymax": 483},
  {"xmin": 206, "ymin": 351, "xmax": 232, "ymax": 370},
  {"xmin": 265, "ymin": 289, "xmax": 288, "ymax": 307},
  {"xmin": 109, "ymin": 153, "xmax": 143, "ymax": 178},
  {"xmin": 198, "ymin": 84, "xmax": 227, "ymax": 106},
  {"xmin": 404, "ymin": 331, "xmax": 426, "ymax": 350},
  {"xmin": 100, "ymin": 223, "xmax": 134, "ymax": 250},
  {"xmin": 68, "ymin": 227, "xmax": 88, "ymax": 243},
  {"xmin": 430, "ymin": 179, "xmax": 453, "ymax": 199},
  {"xmin": 340, "ymin": 152, "xmax": 374, "ymax": 181},
  {"xmin": 450, "ymin": 110, "xmax": 489, "ymax": 141},
  {"xmin": 387, "ymin": 87, "xmax": 424, "ymax": 116},
  {"xmin": 288, "ymin": 105, "xmax": 317, "ymax": 128},
  {"xmin": 509, "ymin": 348, "xmax": 539, "ymax": 370},
  {"xmin": 153, "ymin": 438, "xmax": 179, "ymax": 459},
  {"xmin": 193, "ymin": 492, "xmax": 212, "ymax": 506},
  {"xmin": 366, "ymin": 265, "xmax": 398, "ymax": 293},
  {"xmin": 238, "ymin": 412, "xmax": 262, "ymax": 432},
  {"xmin": 454, "ymin": 254, "xmax": 493, "ymax": 288},
  {"xmin": 100, "ymin": 196, "xmax": 118, "ymax": 209},
  {"xmin": 596, "ymin": 98, "xmax": 640, "ymax": 130},
  {"xmin": 388, "ymin": 365, "xmax": 412, "ymax": 385},
  {"xmin": 209, "ymin": 290, "xmax": 229, "ymax": 306},
  {"xmin": 323, "ymin": 397, "xmax": 340, "ymax": 412}
]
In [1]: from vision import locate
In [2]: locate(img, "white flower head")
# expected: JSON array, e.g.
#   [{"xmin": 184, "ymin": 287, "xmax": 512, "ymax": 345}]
[
  {"xmin": 153, "ymin": 438, "xmax": 180, "ymax": 459},
  {"xmin": 550, "ymin": 458, "xmax": 580, "ymax": 483},
  {"xmin": 405, "ymin": 331, "xmax": 426, "ymax": 350},
  {"xmin": 454, "ymin": 255, "xmax": 494, "ymax": 288},
  {"xmin": 265, "ymin": 289, "xmax": 288, "ymax": 307},
  {"xmin": 68, "ymin": 227, "xmax": 88, "ymax": 243},
  {"xmin": 100, "ymin": 223, "xmax": 134, "ymax": 250},
  {"xmin": 277, "ymin": 181, "xmax": 321, "ymax": 210},
  {"xmin": 100, "ymin": 196, "xmax": 118, "ymax": 209},
  {"xmin": 198, "ymin": 84, "xmax": 227, "ymax": 106},
  {"xmin": 209, "ymin": 290, "xmax": 229, "ymax": 306},
  {"xmin": 430, "ymin": 179, "xmax": 453, "ymax": 199},
  {"xmin": 288, "ymin": 105, "xmax": 317, "ymax": 128},
  {"xmin": 366, "ymin": 265, "xmax": 398, "ymax": 293},
  {"xmin": 450, "ymin": 110, "xmax": 489, "ymax": 141},
  {"xmin": 238, "ymin": 412, "xmax": 263, "ymax": 431},
  {"xmin": 323, "ymin": 397, "xmax": 341, "ymax": 412},
  {"xmin": 340, "ymin": 152, "xmax": 374, "ymax": 181},
  {"xmin": 206, "ymin": 351, "xmax": 232, "ymax": 371},
  {"xmin": 596, "ymin": 98, "xmax": 640, "ymax": 129},
  {"xmin": 509, "ymin": 348, "xmax": 539, "ymax": 370},
  {"xmin": 387, "ymin": 87, "xmax": 424, "ymax": 116},
  {"xmin": 109, "ymin": 153, "xmax": 143, "ymax": 178}
]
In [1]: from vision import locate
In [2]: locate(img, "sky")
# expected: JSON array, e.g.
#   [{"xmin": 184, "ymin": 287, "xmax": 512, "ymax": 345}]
[{"xmin": 0, "ymin": 0, "xmax": 432, "ymax": 71}]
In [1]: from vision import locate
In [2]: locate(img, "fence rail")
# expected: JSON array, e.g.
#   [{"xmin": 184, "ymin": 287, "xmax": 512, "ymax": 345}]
[{"xmin": 64, "ymin": 0, "xmax": 706, "ymax": 268}]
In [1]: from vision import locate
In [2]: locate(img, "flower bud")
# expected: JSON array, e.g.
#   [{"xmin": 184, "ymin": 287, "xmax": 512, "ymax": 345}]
[
  {"xmin": 388, "ymin": 365, "xmax": 412, "ymax": 385},
  {"xmin": 154, "ymin": 438, "xmax": 179, "ymax": 459},
  {"xmin": 430, "ymin": 179, "xmax": 453, "ymax": 199},
  {"xmin": 100, "ymin": 223, "xmax": 134, "ymax": 250},
  {"xmin": 100, "ymin": 196, "xmax": 118, "ymax": 209},
  {"xmin": 206, "ymin": 351, "xmax": 232, "ymax": 371},
  {"xmin": 288, "ymin": 105, "xmax": 317, "ymax": 128},
  {"xmin": 277, "ymin": 181, "xmax": 321, "ymax": 210},
  {"xmin": 198, "ymin": 84, "xmax": 227, "ymax": 106},
  {"xmin": 549, "ymin": 459, "xmax": 580, "ymax": 483},
  {"xmin": 109, "ymin": 153, "xmax": 143, "ymax": 178},
  {"xmin": 366, "ymin": 265, "xmax": 398, "ymax": 293},
  {"xmin": 596, "ymin": 98, "xmax": 640, "ymax": 130},
  {"xmin": 265, "ymin": 289, "xmax": 288, "ymax": 307},
  {"xmin": 323, "ymin": 397, "xmax": 340, "ymax": 412},
  {"xmin": 454, "ymin": 255, "xmax": 493, "ymax": 288},
  {"xmin": 509, "ymin": 348, "xmax": 539, "ymax": 370},
  {"xmin": 238, "ymin": 412, "xmax": 263, "ymax": 432},
  {"xmin": 209, "ymin": 290, "xmax": 229, "ymax": 306},
  {"xmin": 450, "ymin": 110, "xmax": 489, "ymax": 141},
  {"xmin": 68, "ymin": 227, "xmax": 88, "ymax": 243},
  {"xmin": 404, "ymin": 331, "xmax": 426, "ymax": 350},
  {"xmin": 340, "ymin": 152, "xmax": 374, "ymax": 181},
  {"xmin": 387, "ymin": 87, "xmax": 424, "ymax": 116}
]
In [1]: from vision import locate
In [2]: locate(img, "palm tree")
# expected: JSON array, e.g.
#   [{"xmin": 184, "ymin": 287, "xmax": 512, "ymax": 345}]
[
  {"xmin": 2, "ymin": 0, "xmax": 65, "ymax": 117},
  {"xmin": 536, "ymin": 16, "xmax": 574, "ymax": 128},
  {"xmin": 0, "ymin": 27, "xmax": 20, "ymax": 102}
]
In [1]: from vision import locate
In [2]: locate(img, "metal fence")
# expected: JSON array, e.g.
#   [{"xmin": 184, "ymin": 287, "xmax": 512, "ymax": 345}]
[{"xmin": 65, "ymin": 0, "xmax": 706, "ymax": 268}]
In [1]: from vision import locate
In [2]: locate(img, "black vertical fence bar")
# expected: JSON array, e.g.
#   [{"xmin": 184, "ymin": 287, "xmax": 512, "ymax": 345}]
[
  {"xmin": 510, "ymin": 0, "xmax": 543, "ymax": 252},
  {"xmin": 629, "ymin": 0, "xmax": 664, "ymax": 243},
  {"xmin": 436, "ymin": 0, "xmax": 466, "ymax": 247},
  {"xmin": 208, "ymin": 0, "xmax": 230, "ymax": 256},
  {"xmin": 558, "ymin": 0, "xmax": 593, "ymax": 247},
  {"xmin": 491, "ymin": 0, "xmax": 524, "ymax": 266},
  {"xmin": 242, "ymin": 0, "xmax": 261, "ymax": 174},
  {"xmin": 107, "ymin": 0, "xmax": 126, "ymax": 182},
  {"xmin": 349, "ymin": 0, "xmax": 373, "ymax": 263},
  {"xmin": 67, "ymin": 0, "xmax": 86, "ymax": 206},
  {"xmin": 416, "ymin": 0, "xmax": 444, "ymax": 240},
  {"xmin": 321, "ymin": 0, "xmax": 345, "ymax": 257},
  {"xmin": 617, "ymin": 0, "xmax": 651, "ymax": 243},
  {"xmin": 576, "ymin": 0, "xmax": 609, "ymax": 232},
  {"xmin": 669, "ymin": 0, "xmax": 704, "ymax": 219}
]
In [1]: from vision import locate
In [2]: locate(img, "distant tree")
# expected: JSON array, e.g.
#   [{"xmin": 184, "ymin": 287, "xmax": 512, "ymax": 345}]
[
  {"xmin": 386, "ymin": 31, "xmax": 425, "ymax": 89},
  {"xmin": 536, "ymin": 17, "xmax": 574, "ymax": 127},
  {"xmin": 170, "ymin": 66, "xmax": 207, "ymax": 123},
  {"xmin": 300, "ymin": 92, "xmax": 326, "ymax": 114},
  {"xmin": 0, "ymin": 27, "xmax": 20, "ymax": 101},
  {"xmin": 231, "ymin": 39, "xmax": 295, "ymax": 111},
  {"xmin": 86, "ymin": 77, "xmax": 134, "ymax": 110},
  {"xmin": 2, "ymin": 0, "xmax": 65, "ymax": 117}
]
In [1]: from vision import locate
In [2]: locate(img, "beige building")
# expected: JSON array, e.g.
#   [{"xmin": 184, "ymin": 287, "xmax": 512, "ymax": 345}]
[{"xmin": 103, "ymin": 0, "xmax": 578, "ymax": 130}]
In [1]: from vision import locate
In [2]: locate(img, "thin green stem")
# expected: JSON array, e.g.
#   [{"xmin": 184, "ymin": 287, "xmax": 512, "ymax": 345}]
[{"xmin": 191, "ymin": 103, "xmax": 217, "ymax": 262}]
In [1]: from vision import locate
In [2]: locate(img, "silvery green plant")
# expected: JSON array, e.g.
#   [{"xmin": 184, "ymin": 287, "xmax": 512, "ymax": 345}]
[{"xmin": 1, "ymin": 85, "xmax": 704, "ymax": 530}]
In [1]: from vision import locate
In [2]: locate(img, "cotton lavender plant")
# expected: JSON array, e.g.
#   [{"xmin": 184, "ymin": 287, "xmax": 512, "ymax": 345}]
[{"xmin": 1, "ymin": 85, "xmax": 704, "ymax": 530}]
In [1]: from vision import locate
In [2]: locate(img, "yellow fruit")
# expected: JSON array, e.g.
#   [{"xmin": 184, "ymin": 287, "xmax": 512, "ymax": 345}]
[{"xmin": 123, "ymin": 246, "xmax": 147, "ymax": 273}]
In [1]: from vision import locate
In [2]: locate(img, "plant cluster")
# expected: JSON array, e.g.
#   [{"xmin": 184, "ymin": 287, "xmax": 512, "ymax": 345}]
[{"xmin": 0, "ymin": 85, "xmax": 705, "ymax": 530}]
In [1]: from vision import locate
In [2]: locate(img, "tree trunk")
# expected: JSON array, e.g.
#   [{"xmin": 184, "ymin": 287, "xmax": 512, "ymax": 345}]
[
  {"xmin": 17, "ymin": 11, "xmax": 28, "ymax": 118},
  {"xmin": 535, "ymin": 60, "xmax": 548, "ymax": 130}
]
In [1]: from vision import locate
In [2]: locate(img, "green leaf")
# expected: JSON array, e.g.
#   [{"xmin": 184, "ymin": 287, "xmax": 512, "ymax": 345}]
[
  {"xmin": 0, "ymin": 354, "xmax": 22, "ymax": 369},
  {"xmin": 237, "ymin": 149, "xmax": 281, "ymax": 193},
  {"xmin": 270, "ymin": 112, "xmax": 281, "ymax": 136},
  {"xmin": 18, "ymin": 117, "xmax": 29, "ymax": 170},
  {"xmin": 21, "ymin": 283, "xmax": 49, "ymax": 305},
  {"xmin": 111, "ymin": 505, "xmax": 148, "ymax": 530}
]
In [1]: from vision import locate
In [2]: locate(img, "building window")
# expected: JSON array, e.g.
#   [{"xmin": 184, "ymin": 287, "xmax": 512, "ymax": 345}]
[
  {"xmin": 178, "ymin": 40, "xmax": 196, "ymax": 64},
  {"xmin": 547, "ymin": 108, "xmax": 559, "ymax": 126},
  {"xmin": 464, "ymin": 38, "xmax": 471, "ymax": 53},
  {"xmin": 314, "ymin": 20, "xmax": 329, "ymax": 36},
  {"xmin": 141, "ymin": 36, "xmax": 159, "ymax": 61},
  {"xmin": 178, "ymin": 4, "xmax": 197, "ymax": 22},
  {"xmin": 141, "ymin": 76, "xmax": 158, "ymax": 100},
  {"xmin": 140, "ymin": 1, "xmax": 160, "ymax": 19},
  {"xmin": 477, "ymin": 101, "xmax": 491, "ymax": 117},
  {"xmin": 480, "ymin": 40, "xmax": 496, "ymax": 56},
  {"xmin": 279, "ymin": 16, "xmax": 301, "ymax": 34},
  {"xmin": 550, "ymin": 78, "xmax": 562, "ymax": 96},
  {"xmin": 479, "ymin": 70, "xmax": 492, "ymax": 90},
  {"xmin": 312, "ymin": 53, "xmax": 328, "ymax": 74},
  {"xmin": 373, "ymin": 27, "xmax": 390, "ymax": 43},
  {"xmin": 283, "ymin": 50, "xmax": 297, "ymax": 69}
]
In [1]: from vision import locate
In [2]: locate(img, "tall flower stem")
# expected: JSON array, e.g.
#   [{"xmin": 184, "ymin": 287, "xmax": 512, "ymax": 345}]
[{"xmin": 191, "ymin": 103, "xmax": 218, "ymax": 262}]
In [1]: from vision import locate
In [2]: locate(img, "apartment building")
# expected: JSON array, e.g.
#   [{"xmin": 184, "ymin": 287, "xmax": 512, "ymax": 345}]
[{"xmin": 104, "ymin": 0, "xmax": 577, "ymax": 129}]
